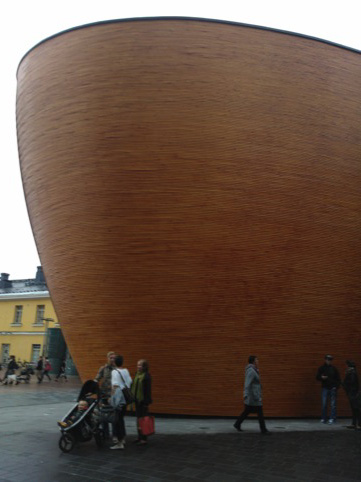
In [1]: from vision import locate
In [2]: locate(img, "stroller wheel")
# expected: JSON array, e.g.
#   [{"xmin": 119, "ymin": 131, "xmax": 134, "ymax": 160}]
[
  {"xmin": 94, "ymin": 429, "xmax": 105, "ymax": 448},
  {"xmin": 59, "ymin": 433, "xmax": 75, "ymax": 453}
]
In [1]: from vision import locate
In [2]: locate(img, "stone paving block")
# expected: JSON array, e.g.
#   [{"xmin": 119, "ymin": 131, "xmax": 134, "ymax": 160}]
[
  {"xmin": 119, "ymin": 472, "xmax": 154, "ymax": 481},
  {"xmin": 329, "ymin": 477, "xmax": 361, "ymax": 482},
  {"xmin": 107, "ymin": 476, "xmax": 143, "ymax": 482},
  {"xmin": 208, "ymin": 473, "xmax": 250, "ymax": 482},
  {"xmin": 177, "ymin": 467, "xmax": 206, "ymax": 478},
  {"xmin": 157, "ymin": 475, "xmax": 185, "ymax": 481},
  {"xmin": 58, "ymin": 475, "xmax": 101, "ymax": 482},
  {"xmin": 0, "ymin": 475, "xmax": 16, "ymax": 482},
  {"xmin": 177, "ymin": 478, "xmax": 210, "ymax": 482}
]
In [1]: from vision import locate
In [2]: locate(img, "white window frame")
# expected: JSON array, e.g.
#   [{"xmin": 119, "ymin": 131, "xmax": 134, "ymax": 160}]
[
  {"xmin": 13, "ymin": 305, "xmax": 23, "ymax": 325},
  {"xmin": 31, "ymin": 344, "xmax": 41, "ymax": 363},
  {"xmin": 34, "ymin": 305, "xmax": 45, "ymax": 325}
]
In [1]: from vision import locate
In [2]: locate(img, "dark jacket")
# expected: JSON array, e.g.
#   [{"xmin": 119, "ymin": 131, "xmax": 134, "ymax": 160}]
[
  {"xmin": 134, "ymin": 372, "xmax": 152, "ymax": 406},
  {"xmin": 316, "ymin": 364, "xmax": 341, "ymax": 390},
  {"xmin": 36, "ymin": 359, "xmax": 43, "ymax": 371},
  {"xmin": 343, "ymin": 368, "xmax": 360, "ymax": 400},
  {"xmin": 143, "ymin": 373, "xmax": 152, "ymax": 405},
  {"xmin": 6, "ymin": 359, "xmax": 19, "ymax": 375}
]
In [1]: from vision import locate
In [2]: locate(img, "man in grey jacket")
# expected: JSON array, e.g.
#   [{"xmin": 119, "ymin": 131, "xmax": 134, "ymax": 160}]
[{"xmin": 233, "ymin": 355, "xmax": 270, "ymax": 434}]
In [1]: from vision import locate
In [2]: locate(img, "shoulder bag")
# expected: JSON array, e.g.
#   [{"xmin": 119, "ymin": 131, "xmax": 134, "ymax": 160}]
[{"xmin": 117, "ymin": 369, "xmax": 135, "ymax": 406}]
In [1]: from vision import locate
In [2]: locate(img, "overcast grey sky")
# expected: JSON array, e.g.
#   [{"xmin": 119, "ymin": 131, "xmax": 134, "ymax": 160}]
[{"xmin": 1, "ymin": 0, "xmax": 360, "ymax": 280}]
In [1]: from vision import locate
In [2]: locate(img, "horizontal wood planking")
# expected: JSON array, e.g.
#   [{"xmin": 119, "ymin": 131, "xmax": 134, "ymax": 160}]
[{"xmin": 17, "ymin": 19, "xmax": 361, "ymax": 416}]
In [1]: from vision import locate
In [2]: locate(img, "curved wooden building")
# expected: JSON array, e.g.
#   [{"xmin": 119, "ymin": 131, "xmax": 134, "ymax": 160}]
[{"xmin": 17, "ymin": 18, "xmax": 361, "ymax": 416}]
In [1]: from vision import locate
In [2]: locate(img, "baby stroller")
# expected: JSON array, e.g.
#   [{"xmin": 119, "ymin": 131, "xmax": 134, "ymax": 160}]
[
  {"xmin": 1, "ymin": 369, "xmax": 18, "ymax": 385},
  {"xmin": 17, "ymin": 364, "xmax": 35, "ymax": 383},
  {"xmin": 58, "ymin": 380, "xmax": 105, "ymax": 452}
]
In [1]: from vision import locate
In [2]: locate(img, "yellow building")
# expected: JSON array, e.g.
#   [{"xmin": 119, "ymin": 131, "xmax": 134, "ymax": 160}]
[{"xmin": 0, "ymin": 267, "xmax": 59, "ymax": 363}]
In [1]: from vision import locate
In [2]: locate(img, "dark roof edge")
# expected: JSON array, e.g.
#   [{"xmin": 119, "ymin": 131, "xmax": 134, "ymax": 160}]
[{"xmin": 17, "ymin": 16, "xmax": 361, "ymax": 75}]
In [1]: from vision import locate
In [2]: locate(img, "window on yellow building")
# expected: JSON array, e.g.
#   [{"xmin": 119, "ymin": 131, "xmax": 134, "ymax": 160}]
[
  {"xmin": 13, "ymin": 305, "xmax": 23, "ymax": 325},
  {"xmin": 31, "ymin": 344, "xmax": 41, "ymax": 362},
  {"xmin": 34, "ymin": 305, "xmax": 45, "ymax": 324},
  {"xmin": 1, "ymin": 343, "xmax": 10, "ymax": 363}
]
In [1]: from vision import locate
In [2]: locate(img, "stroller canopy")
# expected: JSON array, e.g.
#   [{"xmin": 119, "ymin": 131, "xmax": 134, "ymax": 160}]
[{"xmin": 77, "ymin": 379, "xmax": 100, "ymax": 401}]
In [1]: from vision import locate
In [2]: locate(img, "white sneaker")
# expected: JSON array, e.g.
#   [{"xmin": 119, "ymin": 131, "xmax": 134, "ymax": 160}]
[
  {"xmin": 320, "ymin": 419, "xmax": 326, "ymax": 423},
  {"xmin": 110, "ymin": 442, "xmax": 125, "ymax": 450},
  {"xmin": 328, "ymin": 419, "xmax": 335, "ymax": 424}
]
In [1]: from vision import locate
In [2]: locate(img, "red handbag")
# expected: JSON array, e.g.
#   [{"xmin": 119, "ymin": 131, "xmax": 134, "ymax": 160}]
[{"xmin": 138, "ymin": 415, "xmax": 155, "ymax": 436}]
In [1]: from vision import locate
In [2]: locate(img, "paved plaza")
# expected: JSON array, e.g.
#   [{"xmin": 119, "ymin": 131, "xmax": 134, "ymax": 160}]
[{"xmin": 0, "ymin": 378, "xmax": 361, "ymax": 482}]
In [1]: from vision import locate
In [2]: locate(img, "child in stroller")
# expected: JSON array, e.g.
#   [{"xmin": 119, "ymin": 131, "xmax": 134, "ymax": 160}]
[
  {"xmin": 58, "ymin": 380, "xmax": 106, "ymax": 452},
  {"xmin": 58, "ymin": 400, "xmax": 89, "ymax": 427}
]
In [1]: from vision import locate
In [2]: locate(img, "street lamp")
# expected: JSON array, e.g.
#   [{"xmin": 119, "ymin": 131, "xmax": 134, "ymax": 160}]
[{"xmin": 41, "ymin": 318, "xmax": 55, "ymax": 357}]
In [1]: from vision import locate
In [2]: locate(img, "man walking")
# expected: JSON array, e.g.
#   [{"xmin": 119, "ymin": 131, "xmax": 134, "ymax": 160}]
[
  {"xmin": 39, "ymin": 357, "xmax": 52, "ymax": 383},
  {"xmin": 316, "ymin": 354, "xmax": 341, "ymax": 424},
  {"xmin": 36, "ymin": 355, "xmax": 43, "ymax": 383},
  {"xmin": 55, "ymin": 359, "xmax": 68, "ymax": 382},
  {"xmin": 233, "ymin": 355, "xmax": 270, "ymax": 434}
]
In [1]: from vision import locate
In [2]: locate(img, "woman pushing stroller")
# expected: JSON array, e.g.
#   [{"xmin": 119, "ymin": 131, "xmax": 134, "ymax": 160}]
[{"xmin": 57, "ymin": 354, "xmax": 153, "ymax": 452}]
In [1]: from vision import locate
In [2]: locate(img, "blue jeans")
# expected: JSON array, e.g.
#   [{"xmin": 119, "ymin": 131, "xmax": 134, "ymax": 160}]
[{"xmin": 322, "ymin": 388, "xmax": 337, "ymax": 420}]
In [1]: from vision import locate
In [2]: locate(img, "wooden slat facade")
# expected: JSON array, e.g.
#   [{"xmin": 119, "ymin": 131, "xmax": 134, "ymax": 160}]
[{"xmin": 16, "ymin": 19, "xmax": 361, "ymax": 416}]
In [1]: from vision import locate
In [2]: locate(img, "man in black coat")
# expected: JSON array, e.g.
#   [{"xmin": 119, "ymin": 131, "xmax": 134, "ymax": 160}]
[
  {"xmin": 316, "ymin": 354, "xmax": 341, "ymax": 424},
  {"xmin": 342, "ymin": 360, "xmax": 361, "ymax": 429},
  {"xmin": 36, "ymin": 356, "xmax": 43, "ymax": 383}
]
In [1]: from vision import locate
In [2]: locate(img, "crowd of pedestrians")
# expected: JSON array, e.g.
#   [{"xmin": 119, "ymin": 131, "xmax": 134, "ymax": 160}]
[
  {"xmin": 233, "ymin": 354, "xmax": 361, "ymax": 434},
  {"xmin": 2, "ymin": 350, "xmax": 360, "ymax": 441},
  {"xmin": 94, "ymin": 351, "xmax": 152, "ymax": 450},
  {"xmin": 316, "ymin": 355, "xmax": 361, "ymax": 429},
  {"xmin": 36, "ymin": 355, "xmax": 68, "ymax": 383},
  {"xmin": 36, "ymin": 356, "xmax": 53, "ymax": 382},
  {"xmin": 0, "ymin": 355, "xmax": 68, "ymax": 385}
]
